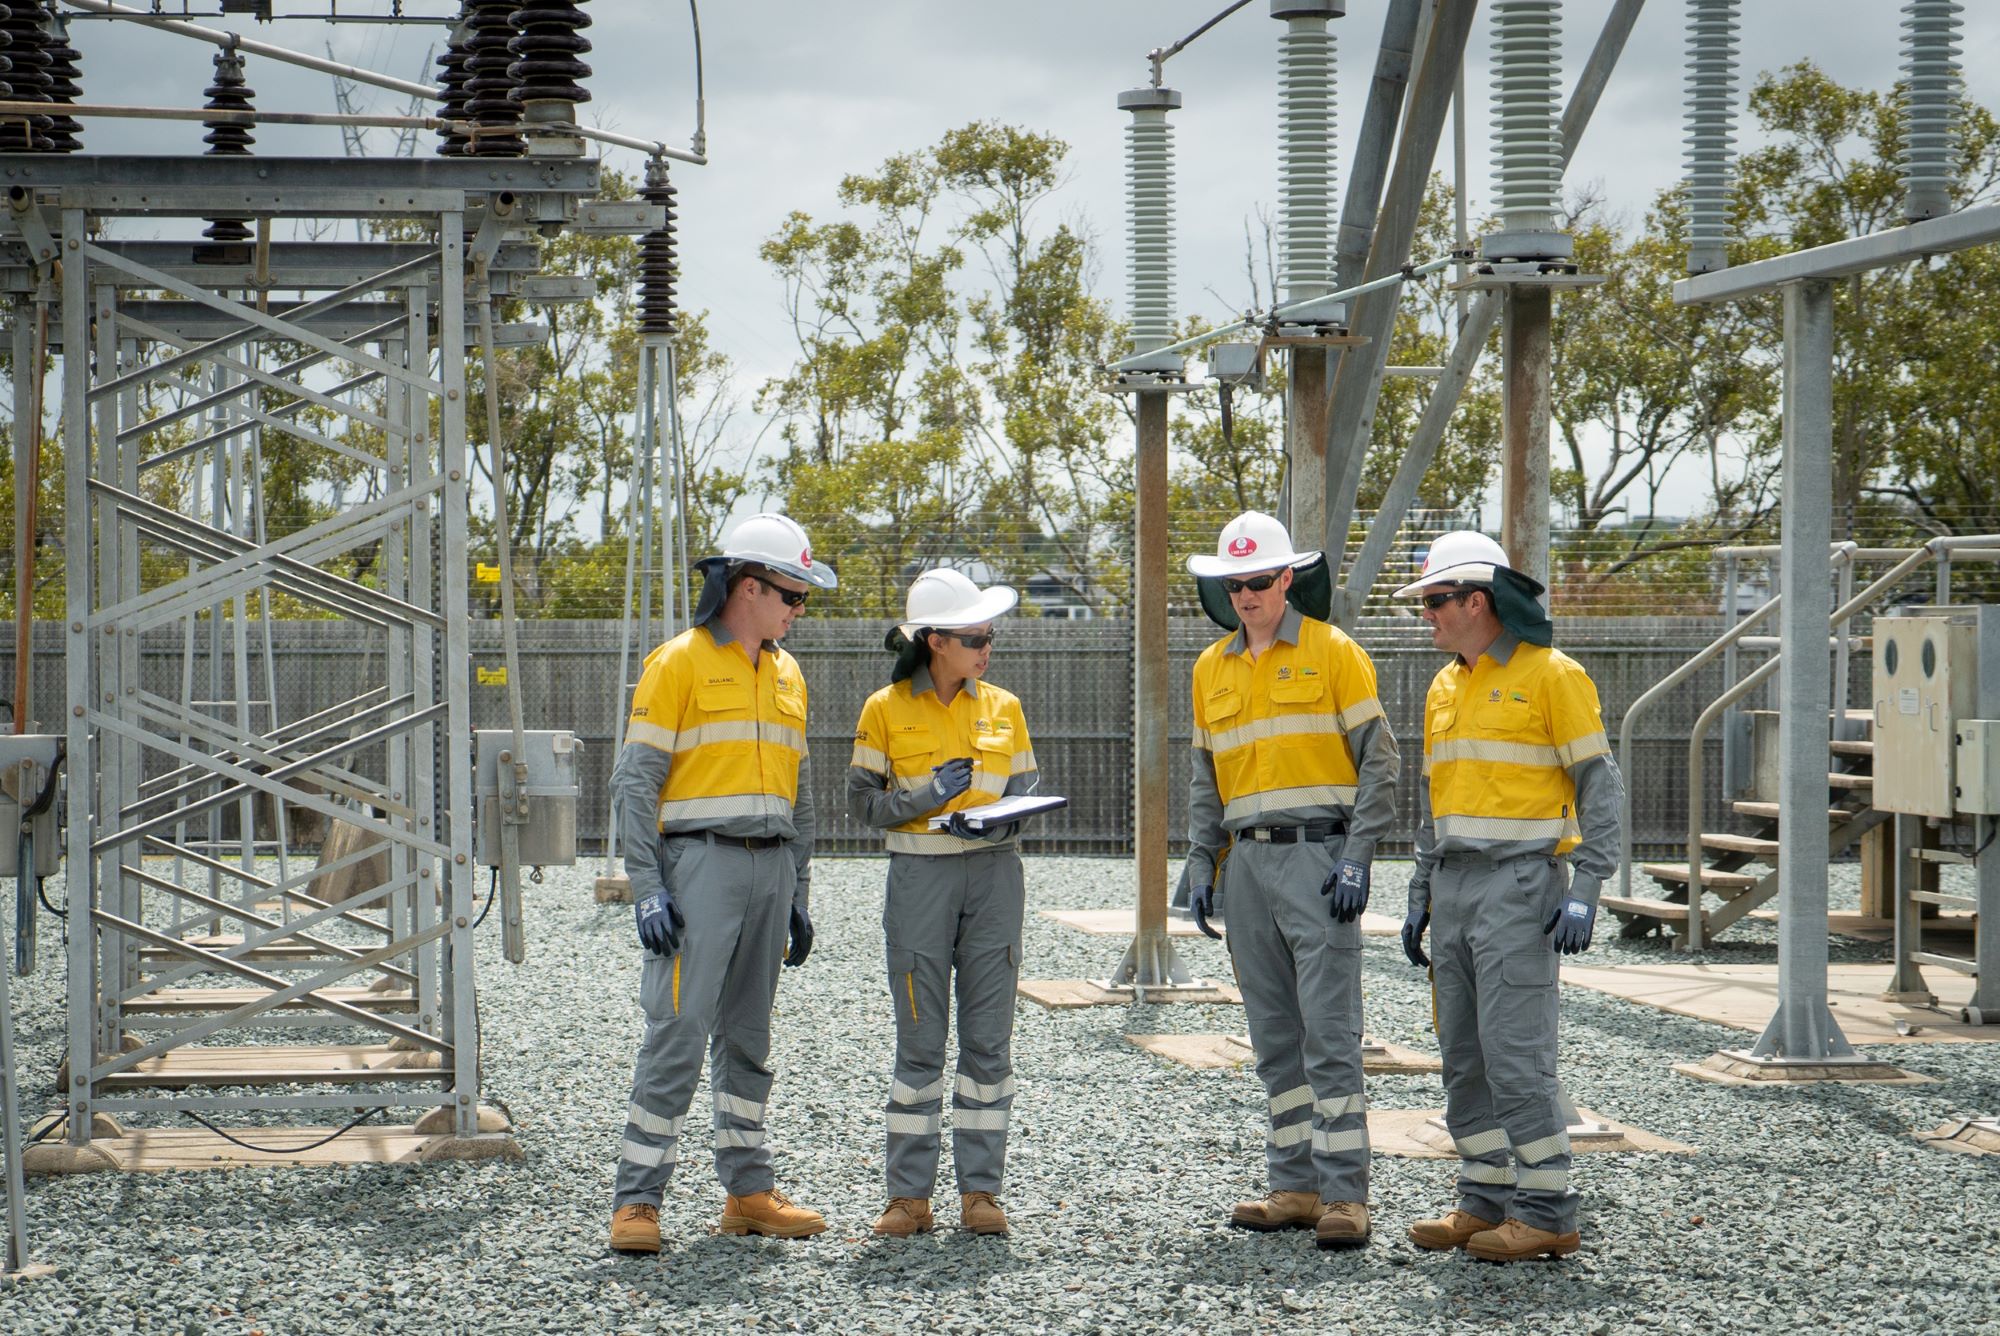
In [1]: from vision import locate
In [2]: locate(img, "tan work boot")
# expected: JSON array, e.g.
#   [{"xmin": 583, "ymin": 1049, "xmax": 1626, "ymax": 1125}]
[
  {"xmin": 960, "ymin": 1191, "xmax": 1009, "ymax": 1236},
  {"xmin": 1408, "ymin": 1209, "xmax": 1499, "ymax": 1251},
  {"xmin": 872, "ymin": 1197, "xmax": 936, "ymax": 1238},
  {"xmin": 718, "ymin": 1189, "xmax": 827, "ymax": 1239},
  {"xmin": 1465, "ymin": 1216, "xmax": 1581, "ymax": 1262},
  {"xmin": 1314, "ymin": 1201, "xmax": 1370, "ymax": 1249},
  {"xmin": 609, "ymin": 1202, "xmax": 661, "ymax": 1254},
  {"xmin": 1228, "ymin": 1189, "xmax": 1325, "ymax": 1231}
]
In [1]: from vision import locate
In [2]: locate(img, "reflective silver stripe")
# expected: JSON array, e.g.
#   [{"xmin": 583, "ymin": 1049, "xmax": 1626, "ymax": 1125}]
[
  {"xmin": 1267, "ymin": 1120, "xmax": 1314, "ymax": 1148},
  {"xmin": 675, "ymin": 720, "xmax": 762, "ymax": 749},
  {"xmin": 1558, "ymin": 731, "xmax": 1611, "ymax": 768},
  {"xmin": 1010, "ymin": 749, "xmax": 1037, "ymax": 775},
  {"xmin": 626, "ymin": 720, "xmax": 677, "ymax": 752},
  {"xmin": 954, "ymin": 1108, "xmax": 1009, "ymax": 1131},
  {"xmin": 658, "ymin": 793, "xmax": 794, "ymax": 824},
  {"xmin": 1269, "ymin": 1085, "xmax": 1315, "ymax": 1116},
  {"xmin": 1431, "ymin": 738, "xmax": 1563, "ymax": 767},
  {"xmin": 1312, "ymin": 1127, "xmax": 1368, "ymax": 1153},
  {"xmin": 1517, "ymin": 1168, "xmax": 1568, "ymax": 1192},
  {"xmin": 1433, "ymin": 813, "xmax": 1570, "ymax": 843},
  {"xmin": 627, "ymin": 1103, "xmax": 683, "ymax": 1138},
  {"xmin": 761, "ymin": 722, "xmax": 808, "ymax": 751},
  {"xmin": 850, "ymin": 744, "xmax": 890, "ymax": 772},
  {"xmin": 1461, "ymin": 1161, "xmax": 1519, "ymax": 1185},
  {"xmin": 713, "ymin": 1092, "xmax": 764, "ymax": 1122},
  {"xmin": 1421, "ymin": 752, "xmax": 1432, "ymax": 776},
  {"xmin": 1210, "ymin": 712, "xmax": 1344, "ymax": 754},
  {"xmin": 887, "ymin": 1112, "xmax": 942, "ymax": 1136},
  {"xmin": 1191, "ymin": 728, "xmax": 1212, "ymax": 752},
  {"xmin": 1454, "ymin": 1127, "xmax": 1511, "ymax": 1158},
  {"xmin": 1223, "ymin": 785, "xmax": 1358, "ymax": 823},
  {"xmin": 893, "ymin": 772, "xmax": 934, "ymax": 793},
  {"xmin": 956, "ymin": 1074, "xmax": 1016, "ymax": 1103},
  {"xmin": 1515, "ymin": 1131, "xmax": 1570, "ymax": 1164},
  {"xmin": 971, "ymin": 772, "xmax": 1007, "ymax": 797},
  {"xmin": 1338, "ymin": 698, "xmax": 1384, "ymax": 731},
  {"xmin": 713, "ymin": 1128, "xmax": 766, "ymax": 1149},
  {"xmin": 892, "ymin": 1076, "xmax": 946, "ymax": 1106},
  {"xmin": 885, "ymin": 829, "xmax": 990, "ymax": 855},
  {"xmin": 1314, "ymin": 1093, "xmax": 1364, "ymax": 1119},
  {"xmin": 621, "ymin": 1137, "xmax": 675, "ymax": 1168}
]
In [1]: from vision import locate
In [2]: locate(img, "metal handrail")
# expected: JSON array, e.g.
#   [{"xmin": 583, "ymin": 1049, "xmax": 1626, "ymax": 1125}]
[{"xmin": 1623, "ymin": 535, "xmax": 2000, "ymax": 949}]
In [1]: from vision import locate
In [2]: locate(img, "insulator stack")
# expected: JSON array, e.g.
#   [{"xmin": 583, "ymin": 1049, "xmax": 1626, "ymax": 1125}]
[
  {"xmin": 0, "ymin": 4, "xmax": 53, "ymax": 153},
  {"xmin": 1682, "ymin": 0, "xmax": 1740, "ymax": 275},
  {"xmin": 1117, "ymin": 85, "xmax": 1183, "ymax": 375},
  {"xmin": 464, "ymin": 0, "xmax": 524, "ymax": 157},
  {"xmin": 41, "ymin": 10, "xmax": 82, "ymax": 153},
  {"xmin": 435, "ymin": 6, "xmax": 474, "ymax": 156},
  {"xmin": 1485, "ymin": 0, "xmax": 1570, "ymax": 261},
  {"xmin": 1900, "ymin": 0, "xmax": 1963, "ymax": 223},
  {"xmin": 637, "ymin": 162, "xmax": 678, "ymax": 336},
  {"xmin": 0, "ymin": 7, "xmax": 15, "ymax": 119},
  {"xmin": 1273, "ymin": 1, "xmax": 1341, "ymax": 324},
  {"xmin": 201, "ymin": 51, "xmax": 254, "ymax": 243},
  {"xmin": 509, "ymin": 1, "xmax": 592, "ymax": 110}
]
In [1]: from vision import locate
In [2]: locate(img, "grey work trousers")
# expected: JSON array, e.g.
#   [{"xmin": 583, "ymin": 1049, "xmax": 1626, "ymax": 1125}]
[
  {"xmin": 1222, "ymin": 836, "xmax": 1370, "ymax": 1204},
  {"xmin": 1431, "ymin": 850, "xmax": 1577, "ymax": 1233},
  {"xmin": 882, "ymin": 847, "xmax": 1025, "ymax": 1199},
  {"xmin": 614, "ymin": 835, "xmax": 794, "ymax": 1208}
]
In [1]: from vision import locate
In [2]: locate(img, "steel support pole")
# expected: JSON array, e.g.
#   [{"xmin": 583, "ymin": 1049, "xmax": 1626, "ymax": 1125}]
[
  {"xmin": 59, "ymin": 209, "xmax": 95, "ymax": 1148},
  {"xmin": 1321, "ymin": 0, "xmax": 1477, "ymax": 580},
  {"xmin": 1126, "ymin": 388, "xmax": 1176, "ymax": 978},
  {"xmin": 10, "ymin": 302, "xmax": 34, "ymax": 734},
  {"xmin": 1500, "ymin": 286, "xmax": 1553, "ymax": 589},
  {"xmin": 1288, "ymin": 348, "xmax": 1329, "ymax": 544},
  {"xmin": 1751, "ymin": 279, "xmax": 1851, "ymax": 1060},
  {"xmin": 1973, "ymin": 607, "xmax": 2000, "ymax": 1020},
  {"xmin": 1334, "ymin": 0, "xmax": 1423, "ymax": 294}
]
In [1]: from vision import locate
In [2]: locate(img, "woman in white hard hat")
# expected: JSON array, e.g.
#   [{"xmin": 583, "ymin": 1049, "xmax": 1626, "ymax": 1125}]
[{"xmin": 847, "ymin": 568, "xmax": 1039, "ymax": 1239}]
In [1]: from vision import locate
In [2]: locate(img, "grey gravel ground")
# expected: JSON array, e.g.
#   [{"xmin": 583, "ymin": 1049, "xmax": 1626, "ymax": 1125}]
[{"xmin": 5, "ymin": 855, "xmax": 1999, "ymax": 1335}]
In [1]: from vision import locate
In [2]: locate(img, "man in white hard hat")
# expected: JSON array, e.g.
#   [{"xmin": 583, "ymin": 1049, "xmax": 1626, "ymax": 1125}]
[
  {"xmin": 848, "ymin": 568, "xmax": 1039, "ymax": 1239},
  {"xmin": 607, "ymin": 512, "xmax": 838, "ymax": 1253},
  {"xmin": 1394, "ymin": 531, "xmax": 1624, "ymax": 1263},
  {"xmin": 1182, "ymin": 511, "xmax": 1400, "ymax": 1249}
]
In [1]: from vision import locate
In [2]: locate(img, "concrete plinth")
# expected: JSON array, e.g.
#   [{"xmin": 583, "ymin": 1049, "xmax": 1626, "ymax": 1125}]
[
  {"xmin": 1674, "ymin": 1049, "xmax": 1931, "ymax": 1086},
  {"xmin": 414, "ymin": 1103, "xmax": 512, "ymax": 1135},
  {"xmin": 1914, "ymin": 1117, "xmax": 2000, "ymax": 1157},
  {"xmin": 1126, "ymin": 1032, "xmax": 1441, "ymax": 1074}
]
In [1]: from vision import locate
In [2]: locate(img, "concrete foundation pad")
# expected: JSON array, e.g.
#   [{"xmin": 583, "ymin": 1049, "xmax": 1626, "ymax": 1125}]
[
  {"xmin": 413, "ymin": 1103, "xmax": 512, "ymax": 1135},
  {"xmin": 1127, "ymin": 1033, "xmax": 1441, "ymax": 1074},
  {"xmin": 1039, "ymin": 907, "xmax": 1401, "ymax": 938},
  {"xmin": 1368, "ymin": 1107, "xmax": 1693, "ymax": 1159},
  {"xmin": 593, "ymin": 875, "xmax": 631, "ymax": 904},
  {"xmin": 22, "ymin": 1122, "xmax": 522, "ymax": 1172},
  {"xmin": 1673, "ymin": 1049, "xmax": 1933, "ymax": 1086},
  {"xmin": 21, "ymin": 1141, "xmax": 123, "ymax": 1175},
  {"xmin": 0, "ymin": 1263, "xmax": 63, "ymax": 1287},
  {"xmin": 1562, "ymin": 961, "xmax": 1994, "ymax": 1044},
  {"xmin": 1017, "ymin": 978, "xmax": 1241, "ymax": 1009},
  {"xmin": 416, "ymin": 1132, "xmax": 525, "ymax": 1164},
  {"xmin": 1914, "ymin": 1117, "xmax": 2000, "ymax": 1157}
]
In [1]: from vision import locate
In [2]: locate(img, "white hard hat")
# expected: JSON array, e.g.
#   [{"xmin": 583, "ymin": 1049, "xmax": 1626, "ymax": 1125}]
[
  {"xmin": 1391, "ymin": 530, "xmax": 1512, "ymax": 597},
  {"xmin": 1185, "ymin": 511, "xmax": 1321, "ymax": 579},
  {"xmin": 714, "ymin": 512, "xmax": 837, "ymax": 590},
  {"xmin": 898, "ymin": 568, "xmax": 1018, "ymax": 640}
]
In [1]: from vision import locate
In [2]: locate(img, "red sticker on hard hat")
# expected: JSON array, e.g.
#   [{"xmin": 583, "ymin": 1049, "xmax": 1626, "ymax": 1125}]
[
  {"xmin": 1228, "ymin": 537, "xmax": 1257, "ymax": 557},
  {"xmin": 800, "ymin": 550, "xmax": 812, "ymax": 566}
]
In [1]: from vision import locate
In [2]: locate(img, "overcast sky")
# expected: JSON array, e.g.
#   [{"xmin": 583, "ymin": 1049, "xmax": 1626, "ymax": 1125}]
[{"xmin": 58, "ymin": 0, "xmax": 2000, "ymax": 517}]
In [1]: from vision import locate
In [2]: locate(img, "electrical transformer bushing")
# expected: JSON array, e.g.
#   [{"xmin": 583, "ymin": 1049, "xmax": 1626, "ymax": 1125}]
[
  {"xmin": 1272, "ymin": 0, "xmax": 1343, "ymax": 328},
  {"xmin": 1118, "ymin": 85, "xmax": 1184, "ymax": 377},
  {"xmin": 1900, "ymin": 0, "xmax": 1963, "ymax": 223},
  {"xmin": 1483, "ymin": 0, "xmax": 1573, "ymax": 264},
  {"xmin": 1682, "ymin": 0, "xmax": 1740, "ymax": 276}
]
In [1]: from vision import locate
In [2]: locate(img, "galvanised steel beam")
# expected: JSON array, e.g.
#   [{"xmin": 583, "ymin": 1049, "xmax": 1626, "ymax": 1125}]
[{"xmin": 1676, "ymin": 199, "xmax": 2000, "ymax": 304}]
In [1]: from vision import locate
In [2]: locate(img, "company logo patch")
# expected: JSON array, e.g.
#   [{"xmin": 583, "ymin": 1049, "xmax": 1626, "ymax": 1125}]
[
  {"xmin": 975, "ymin": 718, "xmax": 993, "ymax": 732},
  {"xmin": 1488, "ymin": 688, "xmax": 1503, "ymax": 702},
  {"xmin": 1509, "ymin": 690, "xmax": 1528, "ymax": 703},
  {"xmin": 1276, "ymin": 666, "xmax": 1292, "ymax": 680},
  {"xmin": 799, "ymin": 549, "xmax": 813, "ymax": 567},
  {"xmin": 1227, "ymin": 536, "xmax": 1257, "ymax": 558}
]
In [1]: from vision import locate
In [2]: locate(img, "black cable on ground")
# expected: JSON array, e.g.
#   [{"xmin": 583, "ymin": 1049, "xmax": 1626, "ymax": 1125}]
[
  {"xmin": 36, "ymin": 876, "xmax": 64, "ymax": 920},
  {"xmin": 178, "ymin": 1106, "xmax": 383, "ymax": 1155}
]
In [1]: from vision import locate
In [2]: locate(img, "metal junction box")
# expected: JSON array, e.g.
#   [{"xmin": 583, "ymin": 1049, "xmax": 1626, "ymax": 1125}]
[
  {"xmin": 1873, "ymin": 607, "xmax": 1991, "ymax": 818},
  {"xmin": 1957, "ymin": 719, "xmax": 2000, "ymax": 816},
  {"xmin": 0, "ymin": 734, "xmax": 63, "ymax": 877},
  {"xmin": 475, "ymin": 729, "xmax": 581, "ymax": 867}
]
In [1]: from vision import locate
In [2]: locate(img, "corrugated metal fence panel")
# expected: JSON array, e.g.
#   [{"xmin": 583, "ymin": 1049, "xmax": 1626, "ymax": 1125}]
[{"xmin": 3, "ymin": 617, "xmax": 1761, "ymax": 858}]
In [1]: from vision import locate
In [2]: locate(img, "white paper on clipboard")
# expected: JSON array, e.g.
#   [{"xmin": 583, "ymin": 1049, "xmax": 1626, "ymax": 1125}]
[{"xmin": 927, "ymin": 793, "xmax": 1069, "ymax": 831}]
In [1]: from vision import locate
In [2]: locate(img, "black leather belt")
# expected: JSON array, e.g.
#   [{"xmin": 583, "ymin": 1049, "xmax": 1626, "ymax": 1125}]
[
  {"xmin": 1240, "ymin": 822, "xmax": 1344, "ymax": 844},
  {"xmin": 701, "ymin": 832, "xmax": 785, "ymax": 851}
]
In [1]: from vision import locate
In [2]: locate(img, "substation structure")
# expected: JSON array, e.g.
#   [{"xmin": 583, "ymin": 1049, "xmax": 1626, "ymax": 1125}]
[{"xmin": 2, "ymin": 147, "xmax": 648, "ymax": 1167}]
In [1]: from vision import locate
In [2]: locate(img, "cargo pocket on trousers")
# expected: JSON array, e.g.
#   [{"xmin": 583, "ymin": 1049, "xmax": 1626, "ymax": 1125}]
[
  {"xmin": 887, "ymin": 948, "xmax": 920, "ymax": 1024},
  {"xmin": 1493, "ymin": 952, "xmax": 1560, "ymax": 1058}
]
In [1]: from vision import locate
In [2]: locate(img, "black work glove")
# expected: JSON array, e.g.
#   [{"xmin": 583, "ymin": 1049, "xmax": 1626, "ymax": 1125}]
[
  {"xmin": 1401, "ymin": 905, "xmax": 1430, "ymax": 968},
  {"xmin": 785, "ymin": 903, "xmax": 814, "ymax": 967},
  {"xmin": 1544, "ymin": 896, "xmax": 1596, "ymax": 955},
  {"xmin": 1320, "ymin": 857, "xmax": 1370, "ymax": 924},
  {"xmin": 1189, "ymin": 879, "xmax": 1222, "ymax": 941},
  {"xmin": 635, "ymin": 887, "xmax": 685, "ymax": 957},
  {"xmin": 930, "ymin": 757, "xmax": 975, "ymax": 805}
]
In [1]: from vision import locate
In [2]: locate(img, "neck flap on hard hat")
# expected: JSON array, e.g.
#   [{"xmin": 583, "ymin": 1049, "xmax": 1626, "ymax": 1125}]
[
  {"xmin": 883, "ymin": 626, "xmax": 930, "ymax": 684},
  {"xmin": 1195, "ymin": 553, "xmax": 1332, "ymax": 632},
  {"xmin": 690, "ymin": 556, "xmax": 734, "ymax": 627},
  {"xmin": 1492, "ymin": 567, "xmax": 1553, "ymax": 646}
]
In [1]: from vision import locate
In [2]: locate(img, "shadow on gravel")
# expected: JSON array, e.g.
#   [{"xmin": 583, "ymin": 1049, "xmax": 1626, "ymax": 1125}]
[{"xmin": 846, "ymin": 1233, "xmax": 1032, "ymax": 1289}]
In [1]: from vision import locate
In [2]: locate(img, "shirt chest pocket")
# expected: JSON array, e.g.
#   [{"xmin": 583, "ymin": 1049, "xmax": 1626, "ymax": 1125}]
[
  {"xmin": 772, "ymin": 686, "xmax": 806, "ymax": 723},
  {"xmin": 971, "ymin": 729, "xmax": 1014, "ymax": 773},
  {"xmin": 1429, "ymin": 705, "xmax": 1458, "ymax": 748},
  {"xmin": 692, "ymin": 683, "xmax": 755, "ymax": 752},
  {"xmin": 888, "ymin": 727, "xmax": 938, "ymax": 774},
  {"xmin": 1268, "ymin": 675, "xmax": 1324, "ymax": 707},
  {"xmin": 1204, "ymin": 686, "xmax": 1245, "ymax": 730},
  {"xmin": 1474, "ymin": 698, "xmax": 1536, "ymax": 738}
]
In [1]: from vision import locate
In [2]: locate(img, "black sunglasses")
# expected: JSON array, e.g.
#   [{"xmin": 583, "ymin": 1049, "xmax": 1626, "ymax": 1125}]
[
  {"xmin": 758, "ymin": 579, "xmax": 810, "ymax": 608},
  {"xmin": 1420, "ymin": 589, "xmax": 1474, "ymax": 610},
  {"xmin": 1221, "ymin": 572, "xmax": 1282, "ymax": 595},
  {"xmin": 937, "ymin": 628, "xmax": 997, "ymax": 650}
]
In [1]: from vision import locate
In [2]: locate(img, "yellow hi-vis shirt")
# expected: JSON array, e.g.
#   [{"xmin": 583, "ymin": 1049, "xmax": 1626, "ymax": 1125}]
[
  {"xmin": 1190, "ymin": 610, "xmax": 1384, "ymax": 827},
  {"xmin": 1421, "ymin": 636, "xmax": 1610, "ymax": 855},
  {"xmin": 849, "ymin": 668, "xmax": 1037, "ymax": 855},
  {"xmin": 624, "ymin": 623, "xmax": 808, "ymax": 835}
]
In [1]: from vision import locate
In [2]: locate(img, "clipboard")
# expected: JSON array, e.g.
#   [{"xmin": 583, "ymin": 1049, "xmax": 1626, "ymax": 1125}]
[{"xmin": 927, "ymin": 793, "xmax": 1069, "ymax": 831}]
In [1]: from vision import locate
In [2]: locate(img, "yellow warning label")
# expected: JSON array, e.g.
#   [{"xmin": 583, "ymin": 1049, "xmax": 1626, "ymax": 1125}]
[
  {"xmin": 475, "ymin": 562, "xmax": 501, "ymax": 584},
  {"xmin": 477, "ymin": 666, "xmax": 508, "ymax": 686}
]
